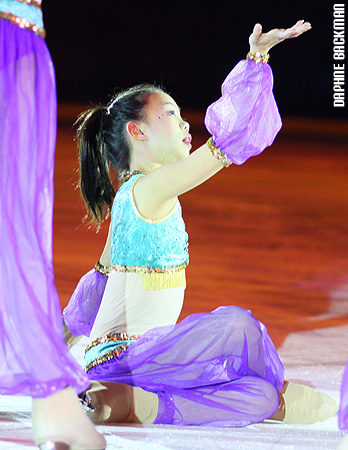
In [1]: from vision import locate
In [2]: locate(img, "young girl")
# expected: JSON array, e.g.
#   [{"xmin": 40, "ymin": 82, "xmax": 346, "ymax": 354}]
[{"xmin": 64, "ymin": 21, "xmax": 337, "ymax": 427}]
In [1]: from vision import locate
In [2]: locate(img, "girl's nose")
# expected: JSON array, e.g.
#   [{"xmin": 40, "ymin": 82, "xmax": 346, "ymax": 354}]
[{"xmin": 181, "ymin": 119, "xmax": 190, "ymax": 133}]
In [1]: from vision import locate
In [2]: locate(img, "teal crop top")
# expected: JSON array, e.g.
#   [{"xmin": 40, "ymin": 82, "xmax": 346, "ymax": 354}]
[
  {"xmin": 110, "ymin": 174, "xmax": 189, "ymax": 290},
  {"xmin": 0, "ymin": 0, "xmax": 44, "ymax": 35}
]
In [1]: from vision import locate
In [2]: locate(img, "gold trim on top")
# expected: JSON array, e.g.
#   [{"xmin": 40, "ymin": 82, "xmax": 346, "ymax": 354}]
[
  {"xmin": 118, "ymin": 170, "xmax": 146, "ymax": 185},
  {"xmin": 110, "ymin": 262, "xmax": 186, "ymax": 275},
  {"xmin": 95, "ymin": 261, "xmax": 111, "ymax": 275},
  {"xmin": 111, "ymin": 263, "xmax": 187, "ymax": 291},
  {"xmin": 111, "ymin": 262, "xmax": 187, "ymax": 290},
  {"xmin": 95, "ymin": 261, "xmax": 187, "ymax": 289},
  {"xmin": 15, "ymin": 0, "xmax": 42, "ymax": 9},
  {"xmin": 130, "ymin": 177, "xmax": 177, "ymax": 225},
  {"xmin": 0, "ymin": 11, "xmax": 46, "ymax": 37}
]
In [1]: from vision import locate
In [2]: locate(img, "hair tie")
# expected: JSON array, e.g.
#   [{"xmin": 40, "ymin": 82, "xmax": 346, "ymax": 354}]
[{"xmin": 105, "ymin": 97, "xmax": 119, "ymax": 116}]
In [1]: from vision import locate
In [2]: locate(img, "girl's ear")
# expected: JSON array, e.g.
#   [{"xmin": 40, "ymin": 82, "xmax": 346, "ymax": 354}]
[{"xmin": 126, "ymin": 122, "xmax": 144, "ymax": 140}]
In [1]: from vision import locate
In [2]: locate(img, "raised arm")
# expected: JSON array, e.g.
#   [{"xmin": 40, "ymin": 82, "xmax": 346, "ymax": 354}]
[{"xmin": 134, "ymin": 20, "xmax": 311, "ymax": 219}]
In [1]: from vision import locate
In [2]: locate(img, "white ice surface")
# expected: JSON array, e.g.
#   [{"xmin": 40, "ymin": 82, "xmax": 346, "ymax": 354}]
[{"xmin": 1, "ymin": 322, "xmax": 347, "ymax": 449}]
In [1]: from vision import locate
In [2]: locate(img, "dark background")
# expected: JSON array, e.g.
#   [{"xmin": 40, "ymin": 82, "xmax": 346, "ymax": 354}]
[{"xmin": 43, "ymin": 1, "xmax": 346, "ymax": 119}]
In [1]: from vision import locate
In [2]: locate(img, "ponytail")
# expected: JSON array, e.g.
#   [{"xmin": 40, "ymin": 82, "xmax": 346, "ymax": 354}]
[
  {"xmin": 76, "ymin": 107, "xmax": 115, "ymax": 224},
  {"xmin": 76, "ymin": 83, "xmax": 165, "ymax": 224}
]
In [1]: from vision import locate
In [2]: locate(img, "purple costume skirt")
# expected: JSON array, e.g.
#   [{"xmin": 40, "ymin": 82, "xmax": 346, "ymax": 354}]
[
  {"xmin": 0, "ymin": 21, "xmax": 90, "ymax": 397},
  {"xmin": 87, "ymin": 306, "xmax": 285, "ymax": 426}
]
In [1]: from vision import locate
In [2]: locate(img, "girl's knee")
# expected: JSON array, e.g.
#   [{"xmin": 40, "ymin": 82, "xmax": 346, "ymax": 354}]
[
  {"xmin": 256, "ymin": 378, "xmax": 280, "ymax": 419},
  {"xmin": 238, "ymin": 377, "xmax": 279, "ymax": 419}
]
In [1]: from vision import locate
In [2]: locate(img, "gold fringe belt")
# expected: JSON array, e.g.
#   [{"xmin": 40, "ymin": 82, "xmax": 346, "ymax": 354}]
[{"xmin": 95, "ymin": 261, "xmax": 187, "ymax": 290}]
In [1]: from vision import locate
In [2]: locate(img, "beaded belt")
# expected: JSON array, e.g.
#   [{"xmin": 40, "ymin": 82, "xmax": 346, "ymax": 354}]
[
  {"xmin": 95, "ymin": 261, "xmax": 187, "ymax": 290},
  {"xmin": 15, "ymin": 0, "xmax": 41, "ymax": 8},
  {"xmin": 85, "ymin": 332, "xmax": 140, "ymax": 373},
  {"xmin": 0, "ymin": 0, "xmax": 45, "ymax": 37}
]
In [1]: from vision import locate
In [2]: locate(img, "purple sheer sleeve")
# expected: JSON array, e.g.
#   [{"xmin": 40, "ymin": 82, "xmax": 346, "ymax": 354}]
[
  {"xmin": 204, "ymin": 60, "xmax": 282, "ymax": 165},
  {"xmin": 63, "ymin": 269, "xmax": 108, "ymax": 337}
]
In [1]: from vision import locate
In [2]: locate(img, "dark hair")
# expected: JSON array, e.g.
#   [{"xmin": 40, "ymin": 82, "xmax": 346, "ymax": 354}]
[{"xmin": 76, "ymin": 84, "xmax": 164, "ymax": 224}]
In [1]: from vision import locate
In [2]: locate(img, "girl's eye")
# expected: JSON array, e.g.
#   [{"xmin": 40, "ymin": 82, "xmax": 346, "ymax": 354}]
[{"xmin": 158, "ymin": 110, "xmax": 177, "ymax": 119}]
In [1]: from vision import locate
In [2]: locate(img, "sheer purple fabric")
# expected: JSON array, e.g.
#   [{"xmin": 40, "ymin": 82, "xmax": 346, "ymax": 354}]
[
  {"xmin": 0, "ymin": 21, "xmax": 90, "ymax": 397},
  {"xmin": 339, "ymin": 360, "xmax": 348, "ymax": 430},
  {"xmin": 63, "ymin": 269, "xmax": 107, "ymax": 337},
  {"xmin": 205, "ymin": 60, "xmax": 282, "ymax": 165},
  {"xmin": 88, "ymin": 306, "xmax": 285, "ymax": 426}
]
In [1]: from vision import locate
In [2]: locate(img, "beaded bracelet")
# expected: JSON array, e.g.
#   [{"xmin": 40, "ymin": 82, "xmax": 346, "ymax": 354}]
[
  {"xmin": 246, "ymin": 51, "xmax": 270, "ymax": 63},
  {"xmin": 206, "ymin": 137, "xmax": 232, "ymax": 168}
]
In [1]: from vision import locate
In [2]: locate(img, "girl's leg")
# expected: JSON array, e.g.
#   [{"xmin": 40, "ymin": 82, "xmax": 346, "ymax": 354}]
[
  {"xmin": 85, "ymin": 381, "xmax": 159, "ymax": 424},
  {"xmin": 155, "ymin": 378, "xmax": 336, "ymax": 426},
  {"xmin": 84, "ymin": 377, "xmax": 336, "ymax": 427},
  {"xmin": 155, "ymin": 376, "xmax": 280, "ymax": 426}
]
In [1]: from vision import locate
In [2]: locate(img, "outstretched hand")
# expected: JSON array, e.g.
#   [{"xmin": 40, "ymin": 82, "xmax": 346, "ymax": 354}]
[{"xmin": 249, "ymin": 20, "xmax": 312, "ymax": 54}]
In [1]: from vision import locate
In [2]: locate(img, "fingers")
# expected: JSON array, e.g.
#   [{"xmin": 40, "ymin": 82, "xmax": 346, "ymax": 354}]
[
  {"xmin": 289, "ymin": 19, "xmax": 312, "ymax": 36},
  {"xmin": 249, "ymin": 19, "xmax": 312, "ymax": 54},
  {"xmin": 253, "ymin": 23, "xmax": 262, "ymax": 36},
  {"xmin": 277, "ymin": 20, "xmax": 311, "ymax": 40},
  {"xmin": 249, "ymin": 23, "xmax": 263, "ymax": 46}
]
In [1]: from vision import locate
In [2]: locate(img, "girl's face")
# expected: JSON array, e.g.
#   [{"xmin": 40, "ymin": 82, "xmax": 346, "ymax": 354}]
[{"xmin": 142, "ymin": 92, "xmax": 191, "ymax": 165}]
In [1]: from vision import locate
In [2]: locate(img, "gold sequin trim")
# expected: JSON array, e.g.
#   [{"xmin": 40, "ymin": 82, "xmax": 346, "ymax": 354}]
[
  {"xmin": 118, "ymin": 170, "xmax": 145, "ymax": 185},
  {"xmin": 15, "ymin": 0, "xmax": 42, "ymax": 9},
  {"xmin": 0, "ymin": 11, "xmax": 46, "ymax": 37},
  {"xmin": 85, "ymin": 345, "xmax": 132, "ymax": 372},
  {"xmin": 95, "ymin": 261, "xmax": 111, "ymax": 275},
  {"xmin": 112, "ymin": 262, "xmax": 186, "ymax": 290},
  {"xmin": 111, "ymin": 262, "xmax": 186, "ymax": 275},
  {"xmin": 206, "ymin": 137, "xmax": 232, "ymax": 168},
  {"xmin": 95, "ymin": 261, "xmax": 187, "ymax": 289},
  {"xmin": 130, "ymin": 177, "xmax": 177, "ymax": 224},
  {"xmin": 246, "ymin": 51, "xmax": 270, "ymax": 63},
  {"xmin": 85, "ymin": 332, "xmax": 140, "ymax": 354},
  {"xmin": 95, "ymin": 261, "xmax": 186, "ymax": 275}
]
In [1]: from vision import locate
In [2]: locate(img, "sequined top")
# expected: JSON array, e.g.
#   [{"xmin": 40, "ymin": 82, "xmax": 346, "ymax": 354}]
[
  {"xmin": 0, "ymin": 0, "xmax": 44, "ymax": 36},
  {"xmin": 110, "ymin": 173, "xmax": 189, "ymax": 275},
  {"xmin": 88, "ymin": 173, "xmax": 188, "ymax": 340}
]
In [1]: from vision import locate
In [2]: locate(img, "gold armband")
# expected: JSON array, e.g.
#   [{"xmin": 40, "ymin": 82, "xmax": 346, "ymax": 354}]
[
  {"xmin": 206, "ymin": 137, "xmax": 232, "ymax": 168},
  {"xmin": 246, "ymin": 51, "xmax": 270, "ymax": 63}
]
